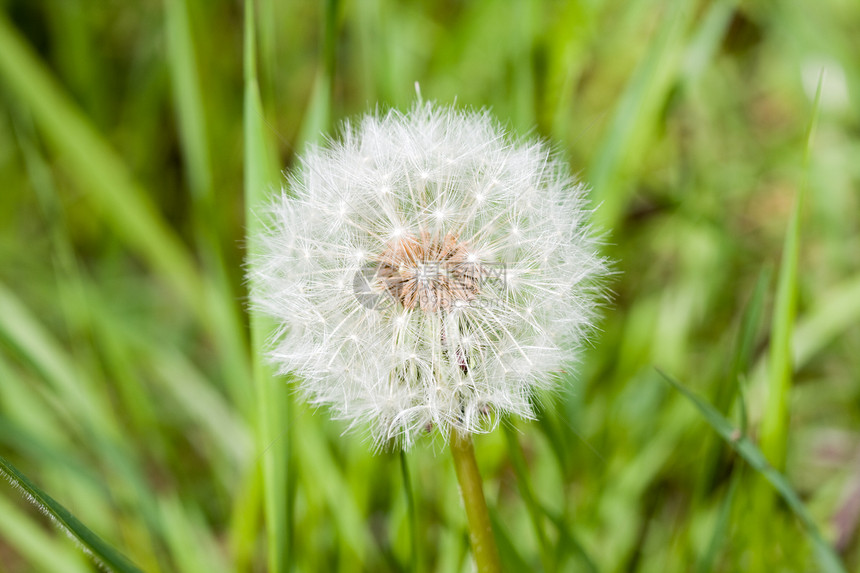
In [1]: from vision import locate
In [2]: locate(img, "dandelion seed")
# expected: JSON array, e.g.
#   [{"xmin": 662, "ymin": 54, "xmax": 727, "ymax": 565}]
[{"xmin": 250, "ymin": 101, "xmax": 608, "ymax": 450}]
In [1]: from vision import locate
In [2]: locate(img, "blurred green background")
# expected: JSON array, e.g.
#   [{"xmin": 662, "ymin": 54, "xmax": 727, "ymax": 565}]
[{"xmin": 1, "ymin": 0, "xmax": 859, "ymax": 571}]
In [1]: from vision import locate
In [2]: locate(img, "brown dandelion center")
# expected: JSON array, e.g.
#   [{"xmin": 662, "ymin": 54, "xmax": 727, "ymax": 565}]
[{"xmin": 375, "ymin": 232, "xmax": 480, "ymax": 312}]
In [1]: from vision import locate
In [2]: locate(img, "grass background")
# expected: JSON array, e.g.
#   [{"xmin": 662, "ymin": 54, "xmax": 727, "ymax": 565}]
[{"xmin": 1, "ymin": 0, "xmax": 859, "ymax": 571}]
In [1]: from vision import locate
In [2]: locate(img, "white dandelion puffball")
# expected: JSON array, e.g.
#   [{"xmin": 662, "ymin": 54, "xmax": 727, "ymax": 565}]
[{"xmin": 251, "ymin": 102, "xmax": 608, "ymax": 450}]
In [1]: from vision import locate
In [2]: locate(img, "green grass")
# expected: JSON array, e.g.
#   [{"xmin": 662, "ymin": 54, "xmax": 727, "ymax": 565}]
[{"xmin": 1, "ymin": 0, "xmax": 859, "ymax": 571}]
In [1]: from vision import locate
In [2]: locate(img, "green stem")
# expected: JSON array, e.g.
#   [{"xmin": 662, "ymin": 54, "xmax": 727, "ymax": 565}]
[
  {"xmin": 400, "ymin": 450, "xmax": 421, "ymax": 573},
  {"xmin": 450, "ymin": 429, "xmax": 501, "ymax": 573}
]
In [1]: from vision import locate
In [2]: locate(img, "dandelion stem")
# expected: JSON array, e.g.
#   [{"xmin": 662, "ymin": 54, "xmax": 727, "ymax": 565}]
[{"xmin": 450, "ymin": 429, "xmax": 501, "ymax": 573}]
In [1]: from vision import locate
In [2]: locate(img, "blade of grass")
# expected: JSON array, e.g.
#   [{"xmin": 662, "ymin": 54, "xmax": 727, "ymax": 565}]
[
  {"xmin": 400, "ymin": 450, "xmax": 421, "ymax": 573},
  {"xmin": 243, "ymin": 1, "xmax": 291, "ymax": 571},
  {"xmin": 158, "ymin": 494, "xmax": 232, "ymax": 573},
  {"xmin": 0, "ymin": 384, "xmax": 166, "ymax": 572},
  {"xmin": 229, "ymin": 460, "xmax": 263, "ymax": 571},
  {"xmin": 695, "ymin": 467, "xmax": 741, "ymax": 573},
  {"xmin": 544, "ymin": 508, "xmax": 598, "ymax": 573},
  {"xmin": 510, "ymin": 0, "xmax": 536, "ymax": 132},
  {"xmin": 747, "ymin": 272, "xmax": 860, "ymax": 414},
  {"xmin": 587, "ymin": 0, "xmax": 694, "ymax": 229},
  {"xmin": 163, "ymin": 0, "xmax": 253, "ymax": 414},
  {"xmin": 161, "ymin": 0, "xmax": 214, "ymax": 225},
  {"xmin": 487, "ymin": 507, "xmax": 531, "ymax": 573},
  {"xmin": 502, "ymin": 424, "xmax": 553, "ymax": 572},
  {"xmin": 351, "ymin": 0, "xmax": 385, "ymax": 103},
  {"xmin": 759, "ymin": 70, "xmax": 823, "ymax": 471},
  {"xmin": 256, "ymin": 0, "xmax": 278, "ymax": 115},
  {"xmin": 42, "ymin": 0, "xmax": 107, "ymax": 124},
  {"xmin": 697, "ymin": 268, "xmax": 770, "ymax": 494},
  {"xmin": 659, "ymin": 370, "xmax": 847, "ymax": 573},
  {"xmin": 11, "ymin": 107, "xmax": 204, "ymax": 569},
  {"xmin": 0, "ymin": 454, "xmax": 144, "ymax": 573},
  {"xmin": 0, "ymin": 282, "xmax": 115, "ymax": 437},
  {"xmin": 725, "ymin": 269, "xmax": 771, "ymax": 411},
  {"xmin": 750, "ymin": 67, "xmax": 823, "ymax": 571},
  {"xmin": 793, "ymin": 274, "xmax": 860, "ymax": 365},
  {"xmin": 12, "ymin": 114, "xmax": 176, "ymax": 488},
  {"xmin": 679, "ymin": 0, "xmax": 735, "ymax": 87},
  {"xmin": 0, "ymin": 14, "xmax": 204, "ymax": 319},
  {"xmin": 758, "ymin": 155, "xmax": 802, "ymax": 472},
  {"xmin": 294, "ymin": 408, "xmax": 378, "ymax": 565},
  {"xmin": 149, "ymin": 347, "xmax": 252, "ymax": 471},
  {"xmin": 0, "ymin": 494, "xmax": 91, "ymax": 573},
  {"xmin": 2, "ymin": 13, "xmax": 251, "ymax": 445},
  {"xmin": 595, "ymin": 398, "xmax": 698, "ymax": 571},
  {"xmin": 296, "ymin": 0, "xmax": 339, "ymax": 147},
  {"xmin": 163, "ymin": 0, "xmax": 213, "ymax": 202},
  {"xmin": 14, "ymin": 88, "xmax": 242, "ymax": 570},
  {"xmin": 0, "ymin": 356, "xmax": 66, "ymax": 447},
  {"xmin": 11, "ymin": 112, "xmax": 90, "ymax": 339}
]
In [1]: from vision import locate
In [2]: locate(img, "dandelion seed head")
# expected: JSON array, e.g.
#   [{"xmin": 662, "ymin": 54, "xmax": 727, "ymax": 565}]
[{"xmin": 250, "ymin": 101, "xmax": 609, "ymax": 450}]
